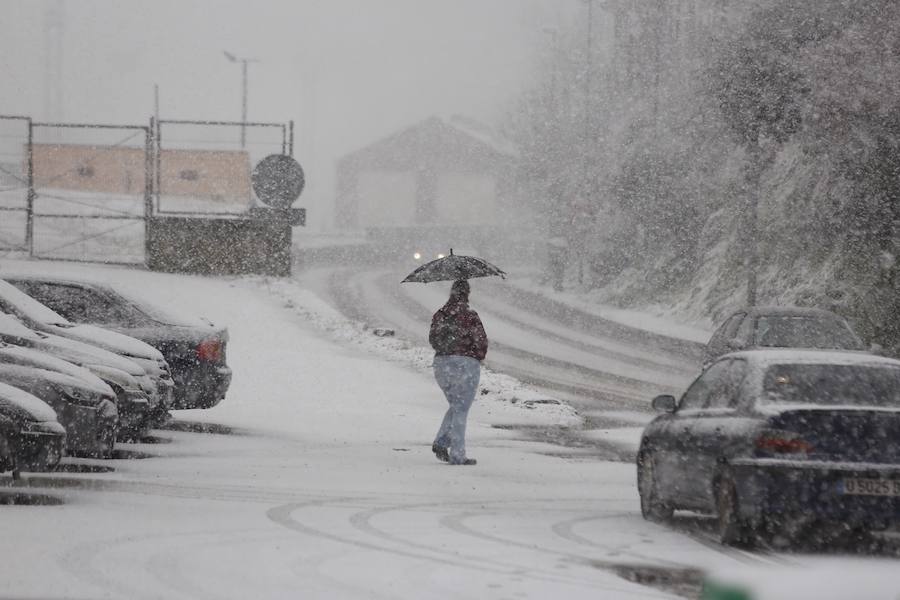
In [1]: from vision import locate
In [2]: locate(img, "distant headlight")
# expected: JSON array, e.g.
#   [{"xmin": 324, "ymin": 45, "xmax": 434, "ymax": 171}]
[{"xmin": 413, "ymin": 252, "xmax": 422, "ymax": 261}]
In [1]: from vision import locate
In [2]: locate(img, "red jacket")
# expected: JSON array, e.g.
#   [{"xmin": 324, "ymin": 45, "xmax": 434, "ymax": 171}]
[{"xmin": 429, "ymin": 300, "xmax": 488, "ymax": 361}]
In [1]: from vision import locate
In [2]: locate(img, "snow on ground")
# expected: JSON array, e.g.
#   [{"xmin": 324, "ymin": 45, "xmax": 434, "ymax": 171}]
[
  {"xmin": 3, "ymin": 259, "xmax": 727, "ymax": 599},
  {"xmin": 1, "ymin": 259, "xmax": 892, "ymax": 600}
]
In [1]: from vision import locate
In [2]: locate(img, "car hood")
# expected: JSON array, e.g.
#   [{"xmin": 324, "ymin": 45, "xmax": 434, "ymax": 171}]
[
  {"xmin": 0, "ymin": 381, "xmax": 58, "ymax": 423},
  {"xmin": 31, "ymin": 332, "xmax": 146, "ymax": 377},
  {"xmin": 0, "ymin": 344, "xmax": 113, "ymax": 396},
  {"xmin": 0, "ymin": 362, "xmax": 110, "ymax": 398},
  {"xmin": 46, "ymin": 323, "xmax": 165, "ymax": 362}
]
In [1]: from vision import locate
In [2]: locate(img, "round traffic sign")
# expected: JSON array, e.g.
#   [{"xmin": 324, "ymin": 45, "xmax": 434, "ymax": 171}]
[{"xmin": 251, "ymin": 154, "xmax": 305, "ymax": 208}]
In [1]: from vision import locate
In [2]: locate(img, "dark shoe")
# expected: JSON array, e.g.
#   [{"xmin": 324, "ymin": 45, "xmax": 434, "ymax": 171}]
[
  {"xmin": 450, "ymin": 458, "xmax": 476, "ymax": 466},
  {"xmin": 432, "ymin": 443, "xmax": 449, "ymax": 463}
]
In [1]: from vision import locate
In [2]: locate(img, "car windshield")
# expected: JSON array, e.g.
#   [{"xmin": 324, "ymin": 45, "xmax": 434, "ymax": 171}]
[
  {"xmin": 762, "ymin": 363, "xmax": 900, "ymax": 407},
  {"xmin": 755, "ymin": 315, "xmax": 862, "ymax": 350}
]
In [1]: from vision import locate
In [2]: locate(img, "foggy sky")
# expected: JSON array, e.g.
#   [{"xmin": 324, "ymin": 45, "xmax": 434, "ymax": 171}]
[{"xmin": 0, "ymin": 0, "xmax": 583, "ymax": 229}]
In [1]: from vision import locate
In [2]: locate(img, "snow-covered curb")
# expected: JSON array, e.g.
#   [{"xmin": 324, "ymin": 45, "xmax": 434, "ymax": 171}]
[{"xmin": 242, "ymin": 276, "xmax": 583, "ymax": 429}]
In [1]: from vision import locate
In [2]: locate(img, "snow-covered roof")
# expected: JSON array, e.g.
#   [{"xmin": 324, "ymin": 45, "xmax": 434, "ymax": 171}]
[
  {"xmin": 337, "ymin": 115, "xmax": 518, "ymax": 171},
  {"xmin": 443, "ymin": 114, "xmax": 518, "ymax": 157}
]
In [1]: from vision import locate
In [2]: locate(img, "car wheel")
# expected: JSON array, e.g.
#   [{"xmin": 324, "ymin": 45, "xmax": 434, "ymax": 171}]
[
  {"xmin": 716, "ymin": 469, "xmax": 753, "ymax": 547},
  {"xmin": 99, "ymin": 426, "xmax": 116, "ymax": 459},
  {"xmin": 638, "ymin": 451, "xmax": 673, "ymax": 522}
]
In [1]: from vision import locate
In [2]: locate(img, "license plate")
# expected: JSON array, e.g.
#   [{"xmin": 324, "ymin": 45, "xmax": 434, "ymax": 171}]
[{"xmin": 842, "ymin": 478, "xmax": 900, "ymax": 497}]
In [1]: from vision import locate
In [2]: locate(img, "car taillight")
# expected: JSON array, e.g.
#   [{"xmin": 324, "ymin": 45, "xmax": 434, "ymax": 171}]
[
  {"xmin": 755, "ymin": 430, "xmax": 815, "ymax": 455},
  {"xmin": 196, "ymin": 339, "xmax": 223, "ymax": 363}
]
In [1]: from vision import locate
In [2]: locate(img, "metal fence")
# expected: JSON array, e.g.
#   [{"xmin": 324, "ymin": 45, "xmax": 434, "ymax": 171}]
[
  {"xmin": 154, "ymin": 118, "xmax": 293, "ymax": 216},
  {"xmin": 0, "ymin": 114, "xmax": 294, "ymax": 265},
  {"xmin": 0, "ymin": 115, "xmax": 32, "ymax": 253},
  {"xmin": 29, "ymin": 122, "xmax": 151, "ymax": 264}
]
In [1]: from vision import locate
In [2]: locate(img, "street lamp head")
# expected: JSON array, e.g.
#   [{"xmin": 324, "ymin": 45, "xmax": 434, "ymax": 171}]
[{"xmin": 224, "ymin": 51, "xmax": 237, "ymax": 62}]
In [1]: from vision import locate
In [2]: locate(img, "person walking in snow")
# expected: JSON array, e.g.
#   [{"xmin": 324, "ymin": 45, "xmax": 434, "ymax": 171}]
[{"xmin": 429, "ymin": 279, "xmax": 488, "ymax": 466}]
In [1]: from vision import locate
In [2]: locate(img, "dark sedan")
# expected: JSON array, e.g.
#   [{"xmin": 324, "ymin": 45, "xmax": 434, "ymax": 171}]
[
  {"xmin": 7, "ymin": 276, "xmax": 232, "ymax": 409},
  {"xmin": 637, "ymin": 349, "xmax": 900, "ymax": 547},
  {"xmin": 0, "ymin": 381, "xmax": 66, "ymax": 478},
  {"xmin": 703, "ymin": 306, "xmax": 864, "ymax": 367}
]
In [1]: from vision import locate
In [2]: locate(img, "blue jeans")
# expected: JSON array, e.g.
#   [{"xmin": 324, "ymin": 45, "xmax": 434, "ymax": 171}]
[{"xmin": 433, "ymin": 355, "xmax": 481, "ymax": 464}]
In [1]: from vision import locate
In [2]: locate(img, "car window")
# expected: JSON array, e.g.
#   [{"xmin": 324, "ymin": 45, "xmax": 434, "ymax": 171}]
[
  {"xmin": 762, "ymin": 363, "xmax": 900, "ymax": 407},
  {"xmin": 755, "ymin": 315, "xmax": 863, "ymax": 350},
  {"xmin": 19, "ymin": 282, "xmax": 154, "ymax": 327},
  {"xmin": 680, "ymin": 360, "xmax": 730, "ymax": 410},
  {"xmin": 724, "ymin": 313, "xmax": 745, "ymax": 338},
  {"xmin": 707, "ymin": 359, "xmax": 748, "ymax": 409},
  {"xmin": 736, "ymin": 314, "xmax": 754, "ymax": 344},
  {"xmin": 708, "ymin": 313, "xmax": 740, "ymax": 348},
  {"xmin": 706, "ymin": 314, "xmax": 745, "ymax": 360}
]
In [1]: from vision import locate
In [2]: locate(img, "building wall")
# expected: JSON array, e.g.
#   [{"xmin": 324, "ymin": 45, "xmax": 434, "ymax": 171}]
[
  {"xmin": 32, "ymin": 144, "xmax": 146, "ymax": 194},
  {"xmin": 31, "ymin": 144, "xmax": 251, "ymax": 201},
  {"xmin": 158, "ymin": 149, "xmax": 250, "ymax": 201}
]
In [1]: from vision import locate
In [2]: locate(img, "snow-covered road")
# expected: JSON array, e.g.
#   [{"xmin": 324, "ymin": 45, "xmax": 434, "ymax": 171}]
[
  {"xmin": 301, "ymin": 266, "xmax": 701, "ymax": 421},
  {"xmin": 0, "ymin": 260, "xmax": 894, "ymax": 599}
]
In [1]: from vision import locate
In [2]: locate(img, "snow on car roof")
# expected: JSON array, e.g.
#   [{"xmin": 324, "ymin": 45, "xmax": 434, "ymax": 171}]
[
  {"xmin": 0, "ymin": 380, "xmax": 58, "ymax": 422},
  {"xmin": 0, "ymin": 313, "xmax": 40, "ymax": 339},
  {"xmin": 0, "ymin": 279, "xmax": 69, "ymax": 326},
  {"xmin": 725, "ymin": 348, "xmax": 900, "ymax": 368},
  {"xmin": 5, "ymin": 273, "xmax": 215, "ymax": 329}
]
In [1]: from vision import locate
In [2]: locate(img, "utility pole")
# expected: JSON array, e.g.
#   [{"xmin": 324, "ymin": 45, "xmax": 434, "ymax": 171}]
[
  {"xmin": 43, "ymin": 0, "xmax": 64, "ymax": 124},
  {"xmin": 224, "ymin": 51, "xmax": 259, "ymax": 149},
  {"xmin": 577, "ymin": 0, "xmax": 595, "ymax": 285},
  {"xmin": 583, "ymin": 0, "xmax": 593, "ymax": 184}
]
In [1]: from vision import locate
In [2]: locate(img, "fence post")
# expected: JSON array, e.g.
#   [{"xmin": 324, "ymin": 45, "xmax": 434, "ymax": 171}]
[
  {"xmin": 145, "ymin": 120, "xmax": 154, "ymax": 265},
  {"xmin": 25, "ymin": 118, "xmax": 35, "ymax": 257},
  {"xmin": 289, "ymin": 120, "xmax": 294, "ymax": 157},
  {"xmin": 155, "ymin": 118, "xmax": 162, "ymax": 213}
]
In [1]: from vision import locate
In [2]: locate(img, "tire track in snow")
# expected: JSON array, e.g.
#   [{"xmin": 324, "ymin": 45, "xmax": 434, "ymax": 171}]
[{"xmin": 266, "ymin": 498, "xmax": 668, "ymax": 596}]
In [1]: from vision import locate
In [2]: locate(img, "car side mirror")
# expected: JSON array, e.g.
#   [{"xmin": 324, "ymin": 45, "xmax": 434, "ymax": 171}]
[{"xmin": 651, "ymin": 394, "xmax": 677, "ymax": 413}]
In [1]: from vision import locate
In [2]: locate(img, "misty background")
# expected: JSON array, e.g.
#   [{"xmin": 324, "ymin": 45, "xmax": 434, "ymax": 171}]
[
  {"xmin": 5, "ymin": 0, "xmax": 900, "ymax": 354},
  {"xmin": 0, "ymin": 0, "xmax": 581, "ymax": 231}
]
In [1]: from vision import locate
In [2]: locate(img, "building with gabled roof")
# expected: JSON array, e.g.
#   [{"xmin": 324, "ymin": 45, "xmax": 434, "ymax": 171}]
[{"xmin": 335, "ymin": 115, "xmax": 519, "ymax": 231}]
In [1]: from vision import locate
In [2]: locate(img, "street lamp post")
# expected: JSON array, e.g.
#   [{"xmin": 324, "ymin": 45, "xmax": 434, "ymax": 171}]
[{"xmin": 224, "ymin": 51, "xmax": 259, "ymax": 149}]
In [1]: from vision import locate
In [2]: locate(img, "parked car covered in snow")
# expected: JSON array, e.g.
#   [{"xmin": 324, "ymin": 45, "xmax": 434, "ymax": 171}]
[
  {"xmin": 0, "ymin": 380, "xmax": 65, "ymax": 477},
  {"xmin": 702, "ymin": 306, "xmax": 864, "ymax": 368},
  {"xmin": 7, "ymin": 276, "xmax": 232, "ymax": 409},
  {"xmin": 0, "ymin": 362, "xmax": 117, "ymax": 457},
  {"xmin": 638, "ymin": 349, "xmax": 900, "ymax": 547},
  {"xmin": 0, "ymin": 313, "xmax": 153, "ymax": 438},
  {"xmin": 0, "ymin": 279, "xmax": 174, "ymax": 419}
]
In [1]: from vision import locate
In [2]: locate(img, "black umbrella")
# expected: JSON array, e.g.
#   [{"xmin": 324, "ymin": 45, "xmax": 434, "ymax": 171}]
[{"xmin": 401, "ymin": 249, "xmax": 506, "ymax": 283}]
